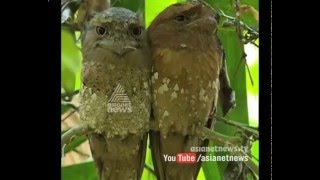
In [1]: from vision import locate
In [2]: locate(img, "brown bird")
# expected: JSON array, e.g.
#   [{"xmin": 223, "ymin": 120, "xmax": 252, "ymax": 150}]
[
  {"xmin": 79, "ymin": 7, "xmax": 151, "ymax": 180},
  {"xmin": 148, "ymin": 2, "xmax": 232, "ymax": 179}
]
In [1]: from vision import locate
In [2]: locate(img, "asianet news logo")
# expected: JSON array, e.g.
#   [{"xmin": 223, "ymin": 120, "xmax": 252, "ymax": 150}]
[{"xmin": 107, "ymin": 84, "xmax": 132, "ymax": 113}]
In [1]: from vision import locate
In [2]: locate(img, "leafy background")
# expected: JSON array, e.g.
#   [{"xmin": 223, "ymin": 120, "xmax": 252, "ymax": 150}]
[{"xmin": 61, "ymin": 0, "xmax": 259, "ymax": 179}]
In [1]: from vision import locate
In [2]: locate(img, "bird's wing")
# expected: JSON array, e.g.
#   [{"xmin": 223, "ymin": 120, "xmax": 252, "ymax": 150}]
[
  {"xmin": 217, "ymin": 39, "xmax": 236, "ymax": 116},
  {"xmin": 150, "ymin": 129, "xmax": 165, "ymax": 180}
]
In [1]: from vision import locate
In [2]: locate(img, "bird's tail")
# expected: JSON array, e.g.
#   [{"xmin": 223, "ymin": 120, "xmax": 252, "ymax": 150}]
[{"xmin": 88, "ymin": 133, "xmax": 147, "ymax": 180}]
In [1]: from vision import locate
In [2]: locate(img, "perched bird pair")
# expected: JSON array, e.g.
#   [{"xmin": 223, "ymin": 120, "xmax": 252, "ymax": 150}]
[{"xmin": 79, "ymin": 1, "xmax": 234, "ymax": 180}]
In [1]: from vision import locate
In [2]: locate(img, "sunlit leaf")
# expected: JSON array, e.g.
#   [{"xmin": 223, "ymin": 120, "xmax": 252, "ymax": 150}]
[
  {"xmin": 145, "ymin": 0, "xmax": 178, "ymax": 27},
  {"xmin": 112, "ymin": 0, "xmax": 144, "ymax": 12},
  {"xmin": 61, "ymin": 26, "xmax": 82, "ymax": 94}
]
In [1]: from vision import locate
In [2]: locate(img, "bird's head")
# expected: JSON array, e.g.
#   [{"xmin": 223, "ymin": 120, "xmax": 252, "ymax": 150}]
[
  {"xmin": 148, "ymin": 1, "xmax": 219, "ymax": 50},
  {"xmin": 82, "ymin": 7, "xmax": 147, "ymax": 56}
]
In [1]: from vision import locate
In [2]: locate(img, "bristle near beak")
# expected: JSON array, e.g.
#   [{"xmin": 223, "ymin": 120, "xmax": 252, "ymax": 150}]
[{"xmin": 96, "ymin": 40, "xmax": 137, "ymax": 56}]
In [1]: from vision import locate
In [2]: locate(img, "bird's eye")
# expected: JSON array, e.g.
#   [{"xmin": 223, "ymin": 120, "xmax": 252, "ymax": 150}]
[
  {"xmin": 96, "ymin": 26, "xmax": 106, "ymax": 36},
  {"xmin": 131, "ymin": 26, "xmax": 142, "ymax": 37},
  {"xmin": 175, "ymin": 15, "xmax": 186, "ymax": 22}
]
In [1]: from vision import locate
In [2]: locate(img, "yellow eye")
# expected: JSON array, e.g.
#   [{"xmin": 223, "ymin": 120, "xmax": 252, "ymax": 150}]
[{"xmin": 96, "ymin": 26, "xmax": 106, "ymax": 36}]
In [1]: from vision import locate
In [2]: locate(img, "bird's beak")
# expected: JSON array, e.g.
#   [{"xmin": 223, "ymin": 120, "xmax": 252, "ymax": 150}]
[
  {"xmin": 97, "ymin": 40, "xmax": 137, "ymax": 56},
  {"xmin": 185, "ymin": 16, "xmax": 217, "ymax": 30}
]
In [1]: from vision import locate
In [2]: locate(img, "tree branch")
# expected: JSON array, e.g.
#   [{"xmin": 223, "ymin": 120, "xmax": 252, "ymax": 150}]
[
  {"xmin": 196, "ymin": 0, "xmax": 256, "ymax": 85},
  {"xmin": 233, "ymin": 0, "xmax": 254, "ymax": 86},
  {"xmin": 73, "ymin": 149, "xmax": 90, "ymax": 157},
  {"xmin": 199, "ymin": 126, "xmax": 258, "ymax": 176},
  {"xmin": 198, "ymin": 126, "xmax": 241, "ymax": 145},
  {"xmin": 148, "ymin": 121, "xmax": 258, "ymax": 176},
  {"xmin": 61, "ymin": 124, "xmax": 89, "ymax": 147},
  {"xmin": 218, "ymin": 9, "xmax": 259, "ymax": 39},
  {"xmin": 234, "ymin": 148, "xmax": 259, "ymax": 177},
  {"xmin": 61, "ymin": 110, "xmax": 78, "ymax": 122},
  {"xmin": 215, "ymin": 116, "xmax": 259, "ymax": 140}
]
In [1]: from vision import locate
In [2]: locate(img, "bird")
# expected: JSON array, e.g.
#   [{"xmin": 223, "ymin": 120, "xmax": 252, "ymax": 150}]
[
  {"xmin": 148, "ymin": 1, "xmax": 232, "ymax": 179},
  {"xmin": 79, "ymin": 7, "xmax": 151, "ymax": 180}
]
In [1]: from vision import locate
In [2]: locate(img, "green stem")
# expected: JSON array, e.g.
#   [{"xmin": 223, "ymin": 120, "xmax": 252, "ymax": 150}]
[
  {"xmin": 215, "ymin": 116, "xmax": 259, "ymax": 139},
  {"xmin": 61, "ymin": 124, "xmax": 89, "ymax": 147},
  {"xmin": 199, "ymin": 127, "xmax": 241, "ymax": 145}
]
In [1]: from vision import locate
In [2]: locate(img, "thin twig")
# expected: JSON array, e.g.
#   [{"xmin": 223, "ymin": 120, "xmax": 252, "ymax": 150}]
[
  {"xmin": 150, "ymin": 122, "xmax": 243, "ymax": 145},
  {"xmin": 73, "ymin": 149, "xmax": 90, "ymax": 157},
  {"xmin": 61, "ymin": 124, "xmax": 89, "ymax": 146},
  {"xmin": 61, "ymin": 101, "xmax": 79, "ymax": 114},
  {"xmin": 61, "ymin": 0, "xmax": 78, "ymax": 12},
  {"xmin": 61, "ymin": 110, "xmax": 77, "ymax": 122},
  {"xmin": 144, "ymin": 163, "xmax": 156, "ymax": 176},
  {"xmin": 215, "ymin": 116, "xmax": 259, "ymax": 139},
  {"xmin": 149, "ymin": 120, "xmax": 258, "ymax": 176},
  {"xmin": 196, "ymin": 0, "xmax": 259, "ymax": 38},
  {"xmin": 245, "ymin": 62, "xmax": 254, "ymax": 85},
  {"xmin": 251, "ymin": 41, "xmax": 259, "ymax": 48},
  {"xmin": 249, "ymin": 153, "xmax": 259, "ymax": 162},
  {"xmin": 200, "ymin": 127, "xmax": 259, "ymax": 176},
  {"xmin": 234, "ymin": 0, "xmax": 254, "ymax": 86},
  {"xmin": 199, "ymin": 127, "xmax": 241, "ymax": 145},
  {"xmin": 218, "ymin": 9, "xmax": 259, "ymax": 37},
  {"xmin": 197, "ymin": 0, "xmax": 256, "ymax": 86},
  {"xmin": 234, "ymin": 148, "xmax": 259, "ymax": 176}
]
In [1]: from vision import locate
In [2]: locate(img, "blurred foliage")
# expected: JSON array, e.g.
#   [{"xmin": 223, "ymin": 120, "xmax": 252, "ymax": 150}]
[
  {"xmin": 62, "ymin": 161, "xmax": 98, "ymax": 180},
  {"xmin": 61, "ymin": 26, "xmax": 82, "ymax": 97},
  {"xmin": 64, "ymin": 135, "xmax": 88, "ymax": 154},
  {"xmin": 61, "ymin": 0, "xmax": 259, "ymax": 179}
]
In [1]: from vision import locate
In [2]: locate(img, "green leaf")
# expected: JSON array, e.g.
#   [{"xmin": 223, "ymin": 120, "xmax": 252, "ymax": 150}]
[
  {"xmin": 205, "ymin": 0, "xmax": 258, "ymax": 27},
  {"xmin": 217, "ymin": 29, "xmax": 250, "ymax": 177},
  {"xmin": 201, "ymin": 28, "xmax": 249, "ymax": 179},
  {"xmin": 202, "ymin": 152, "xmax": 222, "ymax": 179},
  {"xmin": 64, "ymin": 135, "xmax": 88, "ymax": 154},
  {"xmin": 201, "ymin": 0, "xmax": 259, "ymax": 178},
  {"xmin": 61, "ymin": 26, "xmax": 82, "ymax": 94},
  {"xmin": 62, "ymin": 161, "xmax": 98, "ymax": 180},
  {"xmin": 145, "ymin": 0, "xmax": 179, "ymax": 27},
  {"xmin": 197, "ymin": 168, "xmax": 206, "ymax": 180},
  {"xmin": 61, "ymin": 129, "xmax": 69, "ymax": 135},
  {"xmin": 202, "ymin": 6, "xmax": 251, "ymax": 179},
  {"xmin": 112, "ymin": 0, "xmax": 144, "ymax": 12},
  {"xmin": 142, "ymin": 138, "xmax": 157, "ymax": 180},
  {"xmin": 245, "ymin": 42, "xmax": 259, "ymax": 166},
  {"xmin": 61, "ymin": 101, "xmax": 78, "ymax": 115},
  {"xmin": 61, "ymin": 104, "xmax": 69, "ymax": 115}
]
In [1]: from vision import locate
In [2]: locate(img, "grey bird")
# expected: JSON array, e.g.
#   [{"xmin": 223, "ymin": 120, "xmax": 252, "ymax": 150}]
[{"xmin": 79, "ymin": 7, "xmax": 151, "ymax": 180}]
